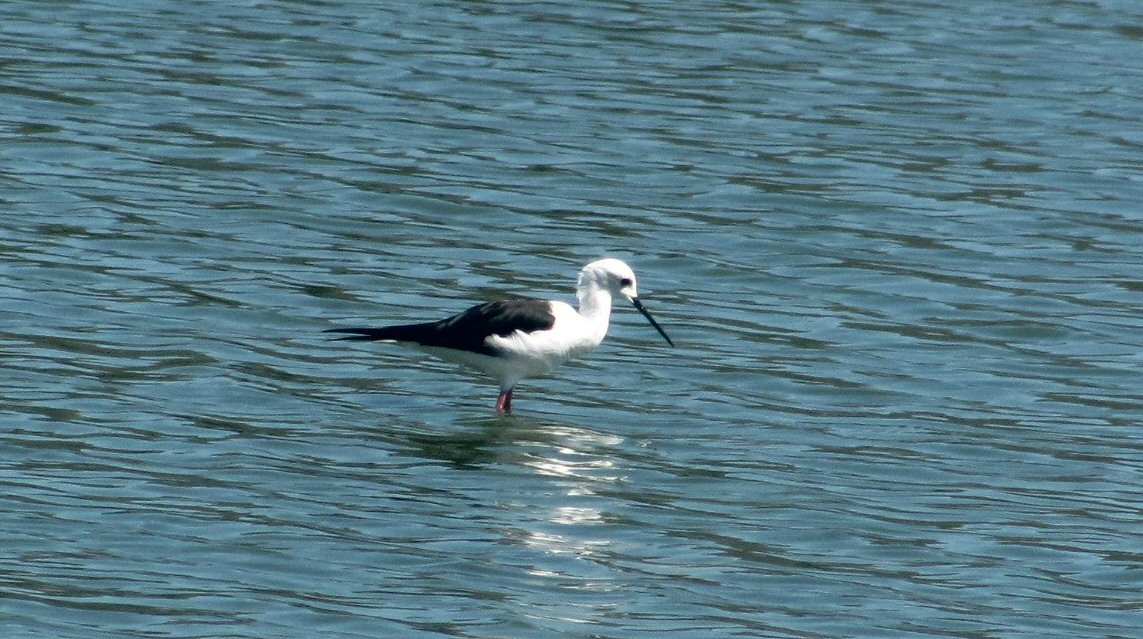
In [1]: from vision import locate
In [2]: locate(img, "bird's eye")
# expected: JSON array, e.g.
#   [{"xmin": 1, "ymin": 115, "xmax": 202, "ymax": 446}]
[{"xmin": 619, "ymin": 277, "xmax": 633, "ymax": 287}]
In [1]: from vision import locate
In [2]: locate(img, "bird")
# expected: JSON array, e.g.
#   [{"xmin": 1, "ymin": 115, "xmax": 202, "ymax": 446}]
[{"xmin": 326, "ymin": 258, "xmax": 674, "ymax": 414}]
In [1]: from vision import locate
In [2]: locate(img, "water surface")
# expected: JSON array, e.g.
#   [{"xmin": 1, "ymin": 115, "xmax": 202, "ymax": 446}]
[{"xmin": 3, "ymin": 1, "xmax": 1141, "ymax": 638}]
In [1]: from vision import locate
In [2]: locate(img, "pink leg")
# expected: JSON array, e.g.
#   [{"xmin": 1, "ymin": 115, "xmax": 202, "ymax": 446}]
[{"xmin": 495, "ymin": 388, "xmax": 513, "ymax": 414}]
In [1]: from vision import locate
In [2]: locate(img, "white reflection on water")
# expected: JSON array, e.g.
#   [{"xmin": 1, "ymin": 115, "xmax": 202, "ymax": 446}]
[{"xmin": 518, "ymin": 425, "xmax": 621, "ymax": 559}]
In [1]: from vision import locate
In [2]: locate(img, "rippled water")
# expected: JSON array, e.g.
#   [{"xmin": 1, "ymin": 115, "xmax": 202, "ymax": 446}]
[{"xmin": 3, "ymin": 1, "xmax": 1141, "ymax": 637}]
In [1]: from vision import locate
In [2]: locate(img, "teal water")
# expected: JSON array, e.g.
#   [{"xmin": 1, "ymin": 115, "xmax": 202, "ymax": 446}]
[{"xmin": 3, "ymin": 1, "xmax": 1141, "ymax": 638}]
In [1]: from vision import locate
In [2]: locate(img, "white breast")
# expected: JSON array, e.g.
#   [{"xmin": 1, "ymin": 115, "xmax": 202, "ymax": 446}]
[{"xmin": 487, "ymin": 301, "xmax": 604, "ymax": 365}]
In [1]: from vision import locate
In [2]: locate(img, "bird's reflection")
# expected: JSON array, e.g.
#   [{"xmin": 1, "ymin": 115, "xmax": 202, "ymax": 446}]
[
  {"xmin": 398, "ymin": 412, "xmax": 622, "ymax": 472},
  {"xmin": 389, "ymin": 410, "xmax": 629, "ymax": 619}
]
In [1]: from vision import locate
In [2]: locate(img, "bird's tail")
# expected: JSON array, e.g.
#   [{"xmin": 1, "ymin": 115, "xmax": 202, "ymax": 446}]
[{"xmin": 324, "ymin": 324, "xmax": 433, "ymax": 342}]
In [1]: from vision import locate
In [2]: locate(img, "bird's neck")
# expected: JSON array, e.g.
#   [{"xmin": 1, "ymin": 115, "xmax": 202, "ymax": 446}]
[{"xmin": 576, "ymin": 288, "xmax": 613, "ymax": 335}]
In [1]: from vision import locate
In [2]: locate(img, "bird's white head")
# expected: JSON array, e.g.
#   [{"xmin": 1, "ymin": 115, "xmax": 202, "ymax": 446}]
[
  {"xmin": 577, "ymin": 258, "xmax": 674, "ymax": 346},
  {"xmin": 578, "ymin": 258, "xmax": 639, "ymax": 301}
]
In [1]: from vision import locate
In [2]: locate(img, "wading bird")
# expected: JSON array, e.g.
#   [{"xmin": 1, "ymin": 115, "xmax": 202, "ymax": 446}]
[{"xmin": 326, "ymin": 258, "xmax": 674, "ymax": 413}]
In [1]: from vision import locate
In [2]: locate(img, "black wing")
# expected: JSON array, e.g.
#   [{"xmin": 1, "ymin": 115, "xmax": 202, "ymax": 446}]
[{"xmin": 326, "ymin": 297, "xmax": 555, "ymax": 356}]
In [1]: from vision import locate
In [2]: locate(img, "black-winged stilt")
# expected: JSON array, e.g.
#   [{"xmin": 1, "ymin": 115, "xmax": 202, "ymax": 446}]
[{"xmin": 326, "ymin": 258, "xmax": 674, "ymax": 414}]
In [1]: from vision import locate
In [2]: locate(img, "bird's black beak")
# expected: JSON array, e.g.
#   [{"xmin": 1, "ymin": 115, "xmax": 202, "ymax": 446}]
[{"xmin": 631, "ymin": 297, "xmax": 675, "ymax": 347}]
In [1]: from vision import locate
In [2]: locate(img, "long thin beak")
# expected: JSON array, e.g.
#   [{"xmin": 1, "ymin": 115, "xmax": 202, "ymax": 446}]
[{"xmin": 631, "ymin": 297, "xmax": 675, "ymax": 347}]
